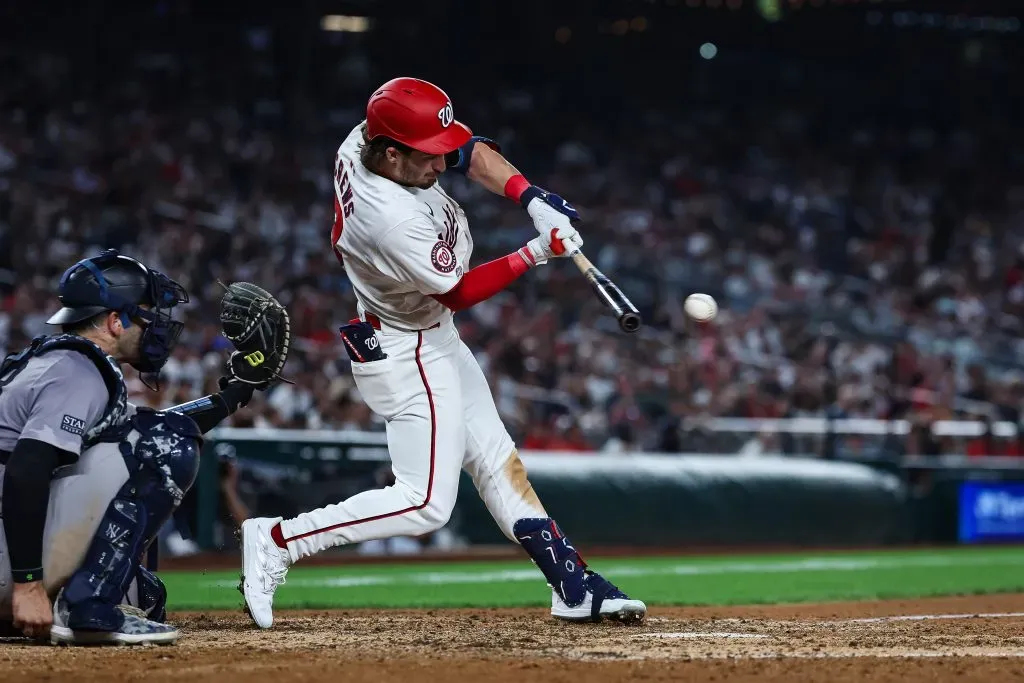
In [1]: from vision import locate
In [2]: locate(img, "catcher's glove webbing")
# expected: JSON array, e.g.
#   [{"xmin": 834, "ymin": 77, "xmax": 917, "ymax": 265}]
[{"xmin": 218, "ymin": 281, "xmax": 292, "ymax": 387}]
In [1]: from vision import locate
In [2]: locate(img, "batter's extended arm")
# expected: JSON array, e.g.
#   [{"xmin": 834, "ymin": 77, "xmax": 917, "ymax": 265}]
[
  {"xmin": 449, "ymin": 138, "xmax": 639, "ymax": 331},
  {"xmin": 449, "ymin": 138, "xmax": 580, "ymax": 230},
  {"xmin": 463, "ymin": 142, "xmax": 523, "ymax": 197}
]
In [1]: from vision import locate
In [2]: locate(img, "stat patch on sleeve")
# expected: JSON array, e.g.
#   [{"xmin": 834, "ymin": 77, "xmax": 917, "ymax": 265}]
[
  {"xmin": 431, "ymin": 241, "xmax": 456, "ymax": 273},
  {"xmin": 61, "ymin": 414, "xmax": 86, "ymax": 436}
]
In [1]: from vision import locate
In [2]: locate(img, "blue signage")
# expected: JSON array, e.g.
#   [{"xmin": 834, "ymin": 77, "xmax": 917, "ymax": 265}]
[{"xmin": 959, "ymin": 482, "xmax": 1024, "ymax": 543}]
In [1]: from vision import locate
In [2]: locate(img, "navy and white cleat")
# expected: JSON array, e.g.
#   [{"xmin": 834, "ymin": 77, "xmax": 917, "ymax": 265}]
[
  {"xmin": 50, "ymin": 589, "xmax": 178, "ymax": 646},
  {"xmin": 550, "ymin": 570, "xmax": 647, "ymax": 623}
]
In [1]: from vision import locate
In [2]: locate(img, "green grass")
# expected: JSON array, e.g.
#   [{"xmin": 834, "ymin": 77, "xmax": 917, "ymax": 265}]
[{"xmin": 162, "ymin": 546, "xmax": 1024, "ymax": 611}]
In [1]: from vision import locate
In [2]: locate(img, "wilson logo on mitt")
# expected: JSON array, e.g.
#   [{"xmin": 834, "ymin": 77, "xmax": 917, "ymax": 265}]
[{"xmin": 243, "ymin": 351, "xmax": 265, "ymax": 367}]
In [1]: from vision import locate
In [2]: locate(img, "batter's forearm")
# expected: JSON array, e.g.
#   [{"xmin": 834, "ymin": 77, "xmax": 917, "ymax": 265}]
[
  {"xmin": 466, "ymin": 143, "xmax": 525, "ymax": 197},
  {"xmin": 3, "ymin": 439, "xmax": 64, "ymax": 582},
  {"xmin": 432, "ymin": 252, "xmax": 533, "ymax": 311}
]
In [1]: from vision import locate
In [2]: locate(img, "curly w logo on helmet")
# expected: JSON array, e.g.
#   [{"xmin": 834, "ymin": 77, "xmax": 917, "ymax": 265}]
[{"xmin": 437, "ymin": 101, "xmax": 454, "ymax": 128}]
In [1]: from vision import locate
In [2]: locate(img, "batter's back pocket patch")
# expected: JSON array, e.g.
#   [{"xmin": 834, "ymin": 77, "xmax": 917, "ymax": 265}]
[
  {"xmin": 339, "ymin": 322, "xmax": 388, "ymax": 363},
  {"xmin": 61, "ymin": 414, "xmax": 86, "ymax": 436}
]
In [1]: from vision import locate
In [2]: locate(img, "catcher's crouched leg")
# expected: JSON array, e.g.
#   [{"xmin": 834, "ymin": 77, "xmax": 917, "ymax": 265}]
[{"xmin": 51, "ymin": 409, "xmax": 200, "ymax": 645}]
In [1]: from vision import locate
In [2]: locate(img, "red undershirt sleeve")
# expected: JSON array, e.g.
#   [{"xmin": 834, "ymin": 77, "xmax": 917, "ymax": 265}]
[{"xmin": 432, "ymin": 252, "xmax": 532, "ymax": 311}]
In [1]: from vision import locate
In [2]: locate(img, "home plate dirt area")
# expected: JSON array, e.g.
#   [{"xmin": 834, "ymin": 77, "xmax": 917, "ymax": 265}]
[{"xmin": 6, "ymin": 595, "xmax": 1024, "ymax": 683}]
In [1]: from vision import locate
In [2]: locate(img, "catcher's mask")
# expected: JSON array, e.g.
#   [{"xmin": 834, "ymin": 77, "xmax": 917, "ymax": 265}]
[{"xmin": 48, "ymin": 249, "xmax": 189, "ymax": 374}]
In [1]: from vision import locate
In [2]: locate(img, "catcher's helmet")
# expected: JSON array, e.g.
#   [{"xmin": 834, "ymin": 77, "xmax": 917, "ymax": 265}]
[
  {"xmin": 46, "ymin": 249, "xmax": 189, "ymax": 373},
  {"xmin": 365, "ymin": 77, "xmax": 472, "ymax": 155}
]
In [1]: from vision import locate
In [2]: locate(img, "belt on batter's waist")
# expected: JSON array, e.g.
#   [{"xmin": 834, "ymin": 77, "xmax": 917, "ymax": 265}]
[
  {"xmin": 351, "ymin": 312, "xmax": 440, "ymax": 332},
  {"xmin": 356, "ymin": 313, "xmax": 384, "ymax": 330}
]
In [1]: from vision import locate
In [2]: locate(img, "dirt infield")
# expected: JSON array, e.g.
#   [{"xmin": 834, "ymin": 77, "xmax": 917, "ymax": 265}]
[{"xmin": 5, "ymin": 594, "xmax": 1024, "ymax": 682}]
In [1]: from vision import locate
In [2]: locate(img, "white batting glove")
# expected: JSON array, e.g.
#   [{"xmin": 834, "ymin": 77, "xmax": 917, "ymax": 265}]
[
  {"xmin": 517, "ymin": 185, "xmax": 582, "ymax": 236},
  {"xmin": 517, "ymin": 228, "xmax": 582, "ymax": 267},
  {"xmin": 525, "ymin": 192, "xmax": 580, "ymax": 238}
]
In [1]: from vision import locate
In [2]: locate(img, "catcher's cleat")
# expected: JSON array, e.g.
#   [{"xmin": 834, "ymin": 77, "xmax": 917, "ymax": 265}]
[{"xmin": 50, "ymin": 589, "xmax": 178, "ymax": 646}]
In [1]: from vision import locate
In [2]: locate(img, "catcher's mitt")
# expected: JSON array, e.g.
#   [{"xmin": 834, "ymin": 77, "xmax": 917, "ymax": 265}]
[{"xmin": 219, "ymin": 281, "xmax": 292, "ymax": 387}]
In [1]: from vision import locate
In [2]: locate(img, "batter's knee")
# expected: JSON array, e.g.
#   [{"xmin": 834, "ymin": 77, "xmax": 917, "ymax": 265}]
[
  {"xmin": 393, "ymin": 479, "xmax": 454, "ymax": 533},
  {"xmin": 418, "ymin": 497, "xmax": 455, "ymax": 533},
  {"xmin": 393, "ymin": 470, "xmax": 458, "ymax": 534}
]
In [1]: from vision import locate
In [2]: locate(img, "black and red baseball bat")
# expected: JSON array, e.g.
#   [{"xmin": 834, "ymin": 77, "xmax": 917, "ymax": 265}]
[{"xmin": 567, "ymin": 248, "xmax": 642, "ymax": 333}]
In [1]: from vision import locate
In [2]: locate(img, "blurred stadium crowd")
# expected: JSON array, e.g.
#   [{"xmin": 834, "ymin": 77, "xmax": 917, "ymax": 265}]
[{"xmin": 2, "ymin": 5, "xmax": 1023, "ymax": 457}]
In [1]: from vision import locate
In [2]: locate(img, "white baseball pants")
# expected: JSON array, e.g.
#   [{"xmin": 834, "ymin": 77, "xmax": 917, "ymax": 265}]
[{"xmin": 277, "ymin": 317, "xmax": 547, "ymax": 562}]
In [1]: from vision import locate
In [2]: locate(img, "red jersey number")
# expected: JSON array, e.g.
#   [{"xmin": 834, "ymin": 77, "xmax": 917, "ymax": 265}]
[{"xmin": 331, "ymin": 157, "xmax": 355, "ymax": 265}]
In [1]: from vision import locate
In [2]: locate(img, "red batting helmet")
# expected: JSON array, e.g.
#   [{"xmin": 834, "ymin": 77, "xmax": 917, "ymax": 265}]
[{"xmin": 366, "ymin": 77, "xmax": 473, "ymax": 155}]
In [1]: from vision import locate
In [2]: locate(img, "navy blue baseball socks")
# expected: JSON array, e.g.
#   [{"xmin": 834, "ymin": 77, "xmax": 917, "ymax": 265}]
[{"xmin": 513, "ymin": 518, "xmax": 646, "ymax": 623}]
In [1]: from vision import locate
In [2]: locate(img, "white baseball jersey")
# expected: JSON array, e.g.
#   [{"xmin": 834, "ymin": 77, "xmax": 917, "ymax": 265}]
[{"xmin": 331, "ymin": 122, "xmax": 474, "ymax": 330}]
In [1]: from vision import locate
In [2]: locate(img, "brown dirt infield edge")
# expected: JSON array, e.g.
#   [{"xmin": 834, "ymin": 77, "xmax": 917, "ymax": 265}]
[{"xmin": 5, "ymin": 594, "xmax": 1024, "ymax": 682}]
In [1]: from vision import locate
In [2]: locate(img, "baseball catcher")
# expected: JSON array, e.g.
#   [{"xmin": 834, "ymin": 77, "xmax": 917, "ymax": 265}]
[{"xmin": 0, "ymin": 249, "xmax": 288, "ymax": 645}]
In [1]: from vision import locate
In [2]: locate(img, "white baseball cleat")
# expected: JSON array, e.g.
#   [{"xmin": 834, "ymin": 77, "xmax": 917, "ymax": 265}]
[
  {"xmin": 550, "ymin": 571, "xmax": 647, "ymax": 623},
  {"xmin": 239, "ymin": 516, "xmax": 291, "ymax": 629}
]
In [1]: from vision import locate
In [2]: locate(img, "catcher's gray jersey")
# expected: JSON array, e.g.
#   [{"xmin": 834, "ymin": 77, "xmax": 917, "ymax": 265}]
[
  {"xmin": 0, "ymin": 350, "xmax": 109, "ymax": 457},
  {"xmin": 0, "ymin": 350, "xmax": 135, "ymax": 617},
  {"xmin": 0, "ymin": 434, "xmax": 133, "ymax": 617}
]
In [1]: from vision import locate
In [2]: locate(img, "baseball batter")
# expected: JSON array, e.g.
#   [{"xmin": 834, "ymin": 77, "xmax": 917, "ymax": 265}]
[
  {"xmin": 0, "ymin": 250, "xmax": 284, "ymax": 645},
  {"xmin": 240, "ymin": 77, "xmax": 646, "ymax": 628}
]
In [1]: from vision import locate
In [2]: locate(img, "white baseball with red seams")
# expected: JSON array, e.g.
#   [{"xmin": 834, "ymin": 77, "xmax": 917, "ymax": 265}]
[
  {"xmin": 684, "ymin": 293, "xmax": 718, "ymax": 322},
  {"xmin": 276, "ymin": 122, "xmax": 547, "ymax": 561}
]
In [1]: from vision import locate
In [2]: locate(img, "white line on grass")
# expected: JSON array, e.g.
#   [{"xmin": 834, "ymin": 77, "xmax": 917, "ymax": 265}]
[{"xmin": 202, "ymin": 553, "xmax": 1024, "ymax": 590}]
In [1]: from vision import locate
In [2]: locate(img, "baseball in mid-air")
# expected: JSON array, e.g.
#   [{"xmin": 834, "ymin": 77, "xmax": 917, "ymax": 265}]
[{"xmin": 684, "ymin": 293, "xmax": 718, "ymax": 322}]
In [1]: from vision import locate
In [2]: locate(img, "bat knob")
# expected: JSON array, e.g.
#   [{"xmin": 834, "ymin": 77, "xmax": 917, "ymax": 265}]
[{"xmin": 619, "ymin": 312, "xmax": 642, "ymax": 333}]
